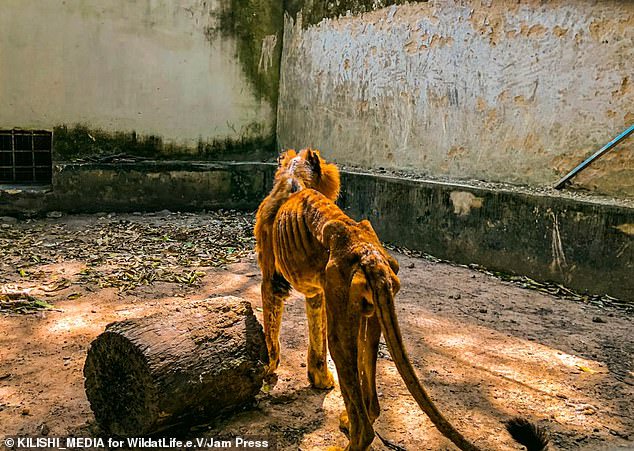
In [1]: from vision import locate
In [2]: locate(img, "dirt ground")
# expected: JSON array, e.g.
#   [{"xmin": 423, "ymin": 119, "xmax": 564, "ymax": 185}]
[{"xmin": 1, "ymin": 212, "xmax": 632, "ymax": 450}]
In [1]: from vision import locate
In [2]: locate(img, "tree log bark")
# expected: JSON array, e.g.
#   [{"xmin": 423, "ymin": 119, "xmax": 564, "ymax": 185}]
[{"xmin": 83, "ymin": 296, "xmax": 268, "ymax": 436}]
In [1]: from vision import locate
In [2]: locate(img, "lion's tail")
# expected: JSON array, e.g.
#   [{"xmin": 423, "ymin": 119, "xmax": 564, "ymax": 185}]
[
  {"xmin": 505, "ymin": 417, "xmax": 549, "ymax": 451},
  {"xmin": 373, "ymin": 277, "xmax": 550, "ymax": 451},
  {"xmin": 372, "ymin": 281, "xmax": 481, "ymax": 451}
]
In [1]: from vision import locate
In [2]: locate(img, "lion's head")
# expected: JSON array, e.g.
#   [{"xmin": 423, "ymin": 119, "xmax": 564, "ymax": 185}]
[{"xmin": 276, "ymin": 148, "xmax": 340, "ymax": 201}]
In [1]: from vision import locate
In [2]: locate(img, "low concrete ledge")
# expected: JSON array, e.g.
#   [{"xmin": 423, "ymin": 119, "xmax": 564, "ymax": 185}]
[
  {"xmin": 1, "ymin": 161, "xmax": 631, "ymax": 300},
  {"xmin": 339, "ymin": 171, "xmax": 634, "ymax": 302},
  {"xmin": 0, "ymin": 161, "xmax": 276, "ymax": 216}
]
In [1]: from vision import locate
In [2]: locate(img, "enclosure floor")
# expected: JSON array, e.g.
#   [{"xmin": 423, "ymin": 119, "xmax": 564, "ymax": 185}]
[{"xmin": 0, "ymin": 213, "xmax": 632, "ymax": 450}]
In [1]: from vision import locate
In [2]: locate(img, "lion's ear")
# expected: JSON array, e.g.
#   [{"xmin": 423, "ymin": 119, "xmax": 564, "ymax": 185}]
[{"xmin": 305, "ymin": 148, "xmax": 322, "ymax": 176}]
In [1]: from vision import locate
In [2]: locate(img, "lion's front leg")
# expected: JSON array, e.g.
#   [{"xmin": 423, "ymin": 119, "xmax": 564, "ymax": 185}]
[
  {"xmin": 261, "ymin": 272, "xmax": 290, "ymax": 377},
  {"xmin": 306, "ymin": 292, "xmax": 335, "ymax": 389}
]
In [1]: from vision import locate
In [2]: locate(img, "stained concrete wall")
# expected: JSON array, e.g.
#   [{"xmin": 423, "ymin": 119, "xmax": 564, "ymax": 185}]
[
  {"xmin": 339, "ymin": 171, "xmax": 634, "ymax": 301},
  {"xmin": 279, "ymin": 0, "xmax": 634, "ymax": 198},
  {"xmin": 0, "ymin": 162, "xmax": 275, "ymax": 216},
  {"xmin": 0, "ymin": 0, "xmax": 282, "ymax": 159}
]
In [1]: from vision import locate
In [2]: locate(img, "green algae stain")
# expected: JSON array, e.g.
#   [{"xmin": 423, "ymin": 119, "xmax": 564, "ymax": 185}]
[
  {"xmin": 53, "ymin": 124, "xmax": 275, "ymax": 162},
  {"xmin": 284, "ymin": 0, "xmax": 413, "ymax": 27},
  {"xmin": 206, "ymin": 0, "xmax": 283, "ymax": 106}
]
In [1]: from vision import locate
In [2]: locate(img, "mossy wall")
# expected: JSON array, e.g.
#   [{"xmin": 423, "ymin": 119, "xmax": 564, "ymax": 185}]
[
  {"xmin": 0, "ymin": 0, "xmax": 283, "ymax": 161},
  {"xmin": 284, "ymin": 0, "xmax": 409, "ymax": 26},
  {"xmin": 339, "ymin": 171, "xmax": 634, "ymax": 301},
  {"xmin": 52, "ymin": 125, "xmax": 274, "ymax": 162},
  {"xmin": 0, "ymin": 162, "xmax": 275, "ymax": 215}
]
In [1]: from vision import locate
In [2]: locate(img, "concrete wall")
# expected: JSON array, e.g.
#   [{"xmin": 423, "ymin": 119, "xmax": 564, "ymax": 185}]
[
  {"xmin": 0, "ymin": 162, "xmax": 275, "ymax": 216},
  {"xmin": 339, "ymin": 171, "xmax": 634, "ymax": 301},
  {"xmin": 278, "ymin": 0, "xmax": 634, "ymax": 198},
  {"xmin": 0, "ymin": 0, "xmax": 282, "ymax": 159}
]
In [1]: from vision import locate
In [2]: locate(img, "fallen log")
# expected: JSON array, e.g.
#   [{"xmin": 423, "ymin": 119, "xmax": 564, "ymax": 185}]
[{"xmin": 83, "ymin": 296, "xmax": 268, "ymax": 436}]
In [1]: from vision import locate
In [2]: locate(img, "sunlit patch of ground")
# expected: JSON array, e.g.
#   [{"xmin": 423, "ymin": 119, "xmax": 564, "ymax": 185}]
[{"xmin": 0, "ymin": 213, "xmax": 632, "ymax": 450}]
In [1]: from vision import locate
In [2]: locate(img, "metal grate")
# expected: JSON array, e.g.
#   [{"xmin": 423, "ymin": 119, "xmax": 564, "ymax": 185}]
[{"xmin": 0, "ymin": 129, "xmax": 53, "ymax": 184}]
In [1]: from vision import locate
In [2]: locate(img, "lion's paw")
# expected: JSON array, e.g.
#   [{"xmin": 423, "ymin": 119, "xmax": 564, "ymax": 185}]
[
  {"xmin": 309, "ymin": 368, "xmax": 335, "ymax": 390},
  {"xmin": 263, "ymin": 371, "xmax": 279, "ymax": 389},
  {"xmin": 339, "ymin": 410, "xmax": 350, "ymax": 438}
]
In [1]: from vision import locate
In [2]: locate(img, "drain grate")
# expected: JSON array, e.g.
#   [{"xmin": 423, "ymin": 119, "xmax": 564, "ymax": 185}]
[{"xmin": 0, "ymin": 129, "xmax": 53, "ymax": 184}]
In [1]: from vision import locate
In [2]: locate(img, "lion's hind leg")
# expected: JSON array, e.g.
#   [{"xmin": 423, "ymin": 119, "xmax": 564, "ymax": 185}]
[
  {"xmin": 261, "ymin": 271, "xmax": 291, "ymax": 377},
  {"xmin": 359, "ymin": 314, "xmax": 381, "ymax": 424},
  {"xmin": 306, "ymin": 292, "xmax": 335, "ymax": 389},
  {"xmin": 327, "ymin": 311, "xmax": 375, "ymax": 450}
]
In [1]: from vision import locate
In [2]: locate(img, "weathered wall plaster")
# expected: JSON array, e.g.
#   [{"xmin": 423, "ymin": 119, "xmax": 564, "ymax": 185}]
[
  {"xmin": 278, "ymin": 0, "xmax": 634, "ymax": 198},
  {"xmin": 0, "ymin": 0, "xmax": 282, "ymax": 158}
]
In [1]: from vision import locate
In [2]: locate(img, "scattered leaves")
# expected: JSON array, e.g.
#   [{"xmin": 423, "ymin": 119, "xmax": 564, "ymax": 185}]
[
  {"xmin": 0, "ymin": 210, "xmax": 256, "ymax": 295},
  {"xmin": 0, "ymin": 291, "xmax": 58, "ymax": 314}
]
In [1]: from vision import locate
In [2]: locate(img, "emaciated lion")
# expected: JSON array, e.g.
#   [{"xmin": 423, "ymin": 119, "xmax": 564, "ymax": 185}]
[
  {"xmin": 255, "ymin": 148, "xmax": 340, "ymax": 388},
  {"xmin": 254, "ymin": 149, "xmax": 548, "ymax": 451}
]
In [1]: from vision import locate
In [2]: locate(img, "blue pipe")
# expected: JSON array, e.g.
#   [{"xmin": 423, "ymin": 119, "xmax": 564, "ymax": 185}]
[{"xmin": 554, "ymin": 124, "xmax": 634, "ymax": 189}]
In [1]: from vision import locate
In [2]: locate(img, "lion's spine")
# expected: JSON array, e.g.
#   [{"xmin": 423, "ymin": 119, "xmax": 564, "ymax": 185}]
[{"xmin": 276, "ymin": 189, "xmax": 353, "ymax": 248}]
